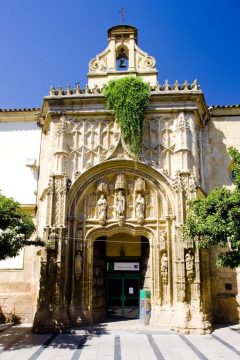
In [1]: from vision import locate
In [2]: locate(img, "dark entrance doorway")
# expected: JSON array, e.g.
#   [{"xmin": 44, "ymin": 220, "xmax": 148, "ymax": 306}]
[
  {"xmin": 107, "ymin": 266, "xmax": 140, "ymax": 319},
  {"xmin": 92, "ymin": 234, "xmax": 150, "ymax": 322}
]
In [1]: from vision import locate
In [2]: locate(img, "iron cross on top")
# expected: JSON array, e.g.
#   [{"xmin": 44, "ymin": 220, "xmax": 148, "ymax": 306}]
[{"xmin": 119, "ymin": 8, "xmax": 127, "ymax": 23}]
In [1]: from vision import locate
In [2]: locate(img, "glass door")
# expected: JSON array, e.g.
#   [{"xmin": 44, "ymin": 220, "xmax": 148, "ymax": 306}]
[
  {"xmin": 107, "ymin": 275, "xmax": 139, "ymax": 319},
  {"xmin": 123, "ymin": 278, "xmax": 139, "ymax": 318}
]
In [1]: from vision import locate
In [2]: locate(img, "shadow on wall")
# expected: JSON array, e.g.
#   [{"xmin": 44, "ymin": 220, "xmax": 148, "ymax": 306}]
[
  {"xmin": 210, "ymin": 247, "xmax": 239, "ymax": 325},
  {"xmin": 212, "ymin": 271, "xmax": 239, "ymax": 325},
  {"xmin": 0, "ymin": 306, "xmax": 21, "ymax": 325}
]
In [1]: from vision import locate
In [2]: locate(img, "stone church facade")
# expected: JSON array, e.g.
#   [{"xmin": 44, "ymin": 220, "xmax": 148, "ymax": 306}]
[{"xmin": 0, "ymin": 25, "xmax": 239, "ymax": 334}]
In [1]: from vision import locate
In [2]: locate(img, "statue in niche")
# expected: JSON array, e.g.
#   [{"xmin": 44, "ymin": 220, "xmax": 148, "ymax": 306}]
[
  {"xmin": 161, "ymin": 252, "xmax": 168, "ymax": 284},
  {"xmin": 161, "ymin": 252, "xmax": 168, "ymax": 274},
  {"xmin": 48, "ymin": 256, "xmax": 56, "ymax": 279},
  {"xmin": 116, "ymin": 190, "xmax": 125, "ymax": 217},
  {"xmin": 135, "ymin": 193, "xmax": 145, "ymax": 223},
  {"xmin": 48, "ymin": 230, "xmax": 57, "ymax": 250},
  {"xmin": 97, "ymin": 193, "xmax": 107, "ymax": 224},
  {"xmin": 74, "ymin": 251, "xmax": 82, "ymax": 280},
  {"xmin": 159, "ymin": 230, "xmax": 167, "ymax": 249},
  {"xmin": 185, "ymin": 249, "xmax": 194, "ymax": 280}
]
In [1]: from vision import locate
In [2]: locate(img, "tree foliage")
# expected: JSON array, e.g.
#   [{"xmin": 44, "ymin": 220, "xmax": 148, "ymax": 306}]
[
  {"xmin": 0, "ymin": 193, "xmax": 44, "ymax": 261},
  {"xmin": 183, "ymin": 147, "xmax": 240, "ymax": 268},
  {"xmin": 104, "ymin": 76, "xmax": 150, "ymax": 158}
]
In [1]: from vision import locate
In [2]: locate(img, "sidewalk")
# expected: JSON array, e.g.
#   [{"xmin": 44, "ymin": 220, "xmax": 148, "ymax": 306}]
[{"xmin": 0, "ymin": 321, "xmax": 239, "ymax": 359}]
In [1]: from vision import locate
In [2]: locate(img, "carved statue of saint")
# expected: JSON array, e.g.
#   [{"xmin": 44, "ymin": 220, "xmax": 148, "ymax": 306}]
[
  {"xmin": 135, "ymin": 193, "xmax": 145, "ymax": 222},
  {"xmin": 161, "ymin": 252, "xmax": 168, "ymax": 274},
  {"xmin": 97, "ymin": 194, "xmax": 107, "ymax": 224},
  {"xmin": 161, "ymin": 252, "xmax": 168, "ymax": 285},
  {"xmin": 116, "ymin": 190, "xmax": 125, "ymax": 217},
  {"xmin": 185, "ymin": 250, "xmax": 194, "ymax": 278},
  {"xmin": 74, "ymin": 251, "xmax": 82, "ymax": 280},
  {"xmin": 48, "ymin": 230, "xmax": 57, "ymax": 250},
  {"xmin": 48, "ymin": 256, "xmax": 56, "ymax": 279}
]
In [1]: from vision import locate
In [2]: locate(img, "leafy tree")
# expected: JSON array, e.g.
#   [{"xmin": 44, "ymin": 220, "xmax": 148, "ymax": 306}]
[
  {"xmin": 104, "ymin": 76, "xmax": 150, "ymax": 158},
  {"xmin": 183, "ymin": 147, "xmax": 240, "ymax": 268},
  {"xmin": 0, "ymin": 193, "xmax": 44, "ymax": 261}
]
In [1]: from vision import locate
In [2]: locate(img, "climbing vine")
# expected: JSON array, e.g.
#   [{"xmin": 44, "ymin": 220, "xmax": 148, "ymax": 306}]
[{"xmin": 104, "ymin": 76, "xmax": 150, "ymax": 158}]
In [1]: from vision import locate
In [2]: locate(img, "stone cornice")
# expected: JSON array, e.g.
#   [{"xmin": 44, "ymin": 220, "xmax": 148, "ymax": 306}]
[
  {"xmin": 39, "ymin": 87, "xmax": 209, "ymax": 132},
  {"xmin": 0, "ymin": 109, "xmax": 40, "ymax": 123},
  {"xmin": 20, "ymin": 204, "xmax": 37, "ymax": 215},
  {"xmin": 209, "ymin": 106, "xmax": 240, "ymax": 117}
]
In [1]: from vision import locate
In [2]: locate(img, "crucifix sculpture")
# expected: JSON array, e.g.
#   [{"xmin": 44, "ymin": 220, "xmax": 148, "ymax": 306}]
[{"xmin": 119, "ymin": 8, "xmax": 127, "ymax": 23}]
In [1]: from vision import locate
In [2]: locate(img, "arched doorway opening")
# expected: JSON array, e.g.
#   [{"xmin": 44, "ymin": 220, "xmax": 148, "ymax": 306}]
[{"xmin": 92, "ymin": 234, "xmax": 150, "ymax": 322}]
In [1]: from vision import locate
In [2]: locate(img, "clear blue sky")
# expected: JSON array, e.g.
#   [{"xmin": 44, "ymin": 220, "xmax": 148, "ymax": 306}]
[{"xmin": 0, "ymin": 0, "xmax": 239, "ymax": 108}]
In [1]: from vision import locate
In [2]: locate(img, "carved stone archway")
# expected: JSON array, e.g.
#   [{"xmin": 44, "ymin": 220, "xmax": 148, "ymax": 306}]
[{"xmin": 67, "ymin": 160, "xmax": 175, "ymax": 326}]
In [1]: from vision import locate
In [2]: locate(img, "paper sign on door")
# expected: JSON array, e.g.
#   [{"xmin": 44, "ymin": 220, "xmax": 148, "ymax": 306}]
[{"xmin": 129, "ymin": 287, "xmax": 134, "ymax": 294}]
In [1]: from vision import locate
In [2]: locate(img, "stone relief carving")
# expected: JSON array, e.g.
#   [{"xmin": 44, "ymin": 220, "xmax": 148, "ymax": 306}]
[
  {"xmin": 68, "ymin": 118, "xmax": 120, "ymax": 173},
  {"xmin": 135, "ymin": 44, "xmax": 156, "ymax": 71},
  {"xmin": 89, "ymin": 58, "xmax": 107, "ymax": 73},
  {"xmin": 56, "ymin": 115, "xmax": 74, "ymax": 136},
  {"xmin": 175, "ymin": 112, "xmax": 190, "ymax": 132},
  {"xmin": 189, "ymin": 171, "xmax": 197, "ymax": 193},
  {"xmin": 142, "ymin": 116, "xmax": 175, "ymax": 176},
  {"xmin": 172, "ymin": 171, "xmax": 197, "ymax": 197}
]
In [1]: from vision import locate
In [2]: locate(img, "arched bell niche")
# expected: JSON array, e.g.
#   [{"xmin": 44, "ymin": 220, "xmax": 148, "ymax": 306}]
[{"xmin": 116, "ymin": 45, "xmax": 129, "ymax": 71}]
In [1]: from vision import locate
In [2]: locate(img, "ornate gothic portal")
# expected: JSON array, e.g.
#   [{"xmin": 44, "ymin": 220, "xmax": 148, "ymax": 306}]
[
  {"xmin": 33, "ymin": 25, "xmax": 214, "ymax": 334},
  {"xmin": 33, "ymin": 162, "xmax": 212, "ymax": 334}
]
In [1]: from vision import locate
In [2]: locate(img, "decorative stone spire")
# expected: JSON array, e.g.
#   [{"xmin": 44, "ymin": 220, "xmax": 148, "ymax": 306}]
[{"xmin": 87, "ymin": 25, "xmax": 158, "ymax": 89}]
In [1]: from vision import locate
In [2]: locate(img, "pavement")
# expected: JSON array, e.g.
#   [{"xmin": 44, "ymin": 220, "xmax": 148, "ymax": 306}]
[{"xmin": 0, "ymin": 320, "xmax": 239, "ymax": 359}]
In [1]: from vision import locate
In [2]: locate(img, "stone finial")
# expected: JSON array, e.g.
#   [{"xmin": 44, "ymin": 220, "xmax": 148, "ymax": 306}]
[
  {"xmin": 96, "ymin": 179, "xmax": 108, "ymax": 194},
  {"xmin": 154, "ymin": 81, "xmax": 161, "ymax": 92},
  {"xmin": 66, "ymin": 85, "xmax": 72, "ymax": 95},
  {"xmin": 134, "ymin": 177, "xmax": 146, "ymax": 193},
  {"xmin": 83, "ymin": 84, "xmax": 90, "ymax": 94},
  {"xmin": 115, "ymin": 173, "xmax": 126, "ymax": 190},
  {"xmin": 57, "ymin": 86, "xmax": 64, "ymax": 96},
  {"xmin": 182, "ymin": 80, "xmax": 190, "ymax": 91},
  {"xmin": 191, "ymin": 79, "xmax": 200, "ymax": 91},
  {"xmin": 172, "ymin": 80, "xmax": 180, "ymax": 91},
  {"xmin": 49, "ymin": 86, "xmax": 56, "ymax": 96},
  {"xmin": 163, "ymin": 80, "xmax": 171, "ymax": 91},
  {"xmin": 92, "ymin": 84, "xmax": 100, "ymax": 94}
]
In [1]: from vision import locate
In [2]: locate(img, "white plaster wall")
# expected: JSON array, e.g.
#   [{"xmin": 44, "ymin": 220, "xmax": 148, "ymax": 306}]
[
  {"xmin": 0, "ymin": 121, "xmax": 41, "ymax": 204},
  {"xmin": 208, "ymin": 116, "xmax": 240, "ymax": 190}
]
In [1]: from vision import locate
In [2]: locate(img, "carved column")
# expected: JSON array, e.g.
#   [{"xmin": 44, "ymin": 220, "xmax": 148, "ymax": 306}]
[
  {"xmin": 128, "ymin": 34, "xmax": 135, "ymax": 70},
  {"xmin": 33, "ymin": 173, "xmax": 69, "ymax": 332},
  {"xmin": 174, "ymin": 112, "xmax": 192, "ymax": 172},
  {"xmin": 54, "ymin": 115, "xmax": 70, "ymax": 174},
  {"xmin": 108, "ymin": 36, "xmax": 116, "ymax": 70}
]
